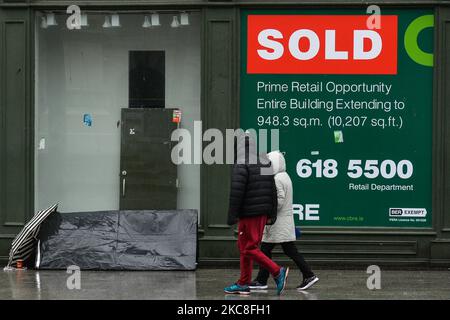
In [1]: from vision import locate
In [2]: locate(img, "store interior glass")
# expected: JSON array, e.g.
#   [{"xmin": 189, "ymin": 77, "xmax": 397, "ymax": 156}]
[{"xmin": 34, "ymin": 11, "xmax": 201, "ymax": 214}]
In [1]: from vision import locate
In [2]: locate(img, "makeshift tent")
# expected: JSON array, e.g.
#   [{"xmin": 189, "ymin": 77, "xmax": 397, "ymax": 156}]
[{"xmin": 36, "ymin": 210, "xmax": 197, "ymax": 270}]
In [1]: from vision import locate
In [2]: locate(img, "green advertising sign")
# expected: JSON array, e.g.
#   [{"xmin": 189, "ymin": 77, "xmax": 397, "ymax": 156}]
[{"xmin": 240, "ymin": 9, "xmax": 434, "ymax": 227}]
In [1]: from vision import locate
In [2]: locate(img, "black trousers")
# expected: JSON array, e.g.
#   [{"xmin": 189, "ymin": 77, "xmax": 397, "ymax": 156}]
[{"xmin": 255, "ymin": 241, "xmax": 314, "ymax": 284}]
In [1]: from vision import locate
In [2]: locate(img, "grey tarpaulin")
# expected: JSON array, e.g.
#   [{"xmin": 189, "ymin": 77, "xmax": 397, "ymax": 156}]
[{"xmin": 36, "ymin": 210, "xmax": 197, "ymax": 270}]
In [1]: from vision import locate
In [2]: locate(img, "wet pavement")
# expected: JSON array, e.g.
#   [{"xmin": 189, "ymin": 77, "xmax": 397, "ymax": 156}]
[{"xmin": 0, "ymin": 268, "xmax": 449, "ymax": 300}]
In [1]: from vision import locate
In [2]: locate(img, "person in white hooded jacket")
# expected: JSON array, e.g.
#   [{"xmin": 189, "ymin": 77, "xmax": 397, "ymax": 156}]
[{"xmin": 250, "ymin": 150, "xmax": 319, "ymax": 291}]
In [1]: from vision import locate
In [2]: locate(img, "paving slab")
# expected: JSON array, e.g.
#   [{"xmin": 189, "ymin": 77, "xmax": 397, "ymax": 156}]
[{"xmin": 0, "ymin": 268, "xmax": 449, "ymax": 300}]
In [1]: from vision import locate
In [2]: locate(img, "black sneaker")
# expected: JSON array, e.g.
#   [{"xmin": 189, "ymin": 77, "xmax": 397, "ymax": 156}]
[
  {"xmin": 297, "ymin": 275, "xmax": 319, "ymax": 291},
  {"xmin": 249, "ymin": 280, "xmax": 268, "ymax": 290}
]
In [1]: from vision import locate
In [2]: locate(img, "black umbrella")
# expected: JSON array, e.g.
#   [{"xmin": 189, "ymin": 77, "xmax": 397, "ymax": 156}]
[{"xmin": 6, "ymin": 203, "xmax": 58, "ymax": 269}]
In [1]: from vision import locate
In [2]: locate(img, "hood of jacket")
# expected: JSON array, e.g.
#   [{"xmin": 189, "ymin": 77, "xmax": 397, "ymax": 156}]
[
  {"xmin": 234, "ymin": 132, "xmax": 258, "ymax": 164},
  {"xmin": 267, "ymin": 150, "xmax": 286, "ymax": 174}
]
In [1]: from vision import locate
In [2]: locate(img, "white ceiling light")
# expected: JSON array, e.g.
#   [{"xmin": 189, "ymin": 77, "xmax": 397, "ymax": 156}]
[
  {"xmin": 111, "ymin": 14, "xmax": 121, "ymax": 27},
  {"xmin": 102, "ymin": 16, "xmax": 112, "ymax": 28},
  {"xmin": 142, "ymin": 15, "xmax": 151, "ymax": 28},
  {"xmin": 143, "ymin": 13, "xmax": 161, "ymax": 28},
  {"xmin": 81, "ymin": 14, "xmax": 89, "ymax": 27},
  {"xmin": 171, "ymin": 15, "xmax": 180, "ymax": 28},
  {"xmin": 180, "ymin": 12, "xmax": 189, "ymax": 26},
  {"xmin": 46, "ymin": 12, "xmax": 58, "ymax": 27},
  {"xmin": 40, "ymin": 16, "xmax": 48, "ymax": 29},
  {"xmin": 151, "ymin": 13, "xmax": 161, "ymax": 27},
  {"xmin": 69, "ymin": 13, "xmax": 88, "ymax": 29}
]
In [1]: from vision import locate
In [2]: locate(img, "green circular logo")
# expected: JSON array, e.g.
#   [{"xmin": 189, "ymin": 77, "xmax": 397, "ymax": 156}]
[{"xmin": 404, "ymin": 15, "xmax": 434, "ymax": 67}]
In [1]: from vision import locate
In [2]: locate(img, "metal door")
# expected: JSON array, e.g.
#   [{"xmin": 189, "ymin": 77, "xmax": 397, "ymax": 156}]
[{"xmin": 120, "ymin": 108, "xmax": 178, "ymax": 210}]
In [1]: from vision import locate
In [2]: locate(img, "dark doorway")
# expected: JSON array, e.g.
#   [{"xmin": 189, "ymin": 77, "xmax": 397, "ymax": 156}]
[
  {"xmin": 119, "ymin": 108, "xmax": 178, "ymax": 210},
  {"xmin": 129, "ymin": 51, "xmax": 165, "ymax": 108}
]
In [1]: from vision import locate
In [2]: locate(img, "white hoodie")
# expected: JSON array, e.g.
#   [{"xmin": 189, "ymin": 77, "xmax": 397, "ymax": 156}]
[{"xmin": 262, "ymin": 151, "xmax": 296, "ymax": 243}]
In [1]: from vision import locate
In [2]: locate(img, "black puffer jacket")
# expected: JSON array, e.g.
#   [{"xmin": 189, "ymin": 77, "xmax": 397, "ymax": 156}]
[{"xmin": 227, "ymin": 133, "xmax": 277, "ymax": 225}]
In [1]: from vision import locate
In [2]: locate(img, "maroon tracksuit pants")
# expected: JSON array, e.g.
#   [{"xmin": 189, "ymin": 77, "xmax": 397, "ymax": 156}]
[{"xmin": 237, "ymin": 215, "xmax": 281, "ymax": 285}]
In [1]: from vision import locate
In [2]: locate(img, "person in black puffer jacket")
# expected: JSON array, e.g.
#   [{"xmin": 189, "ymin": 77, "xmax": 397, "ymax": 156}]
[
  {"xmin": 227, "ymin": 134, "xmax": 277, "ymax": 226},
  {"xmin": 224, "ymin": 132, "xmax": 289, "ymax": 296}
]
